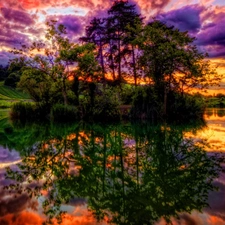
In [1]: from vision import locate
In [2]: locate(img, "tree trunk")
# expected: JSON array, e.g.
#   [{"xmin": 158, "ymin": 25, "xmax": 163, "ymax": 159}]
[
  {"xmin": 62, "ymin": 78, "xmax": 68, "ymax": 106},
  {"xmin": 118, "ymin": 35, "xmax": 122, "ymax": 83},
  {"xmin": 109, "ymin": 41, "xmax": 116, "ymax": 81},
  {"xmin": 163, "ymin": 85, "xmax": 167, "ymax": 117},
  {"xmin": 132, "ymin": 45, "xmax": 137, "ymax": 87},
  {"xmin": 99, "ymin": 40, "xmax": 106, "ymax": 89}
]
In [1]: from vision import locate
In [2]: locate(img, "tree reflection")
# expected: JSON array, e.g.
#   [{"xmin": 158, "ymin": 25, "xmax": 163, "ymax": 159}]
[{"xmin": 4, "ymin": 121, "xmax": 224, "ymax": 225}]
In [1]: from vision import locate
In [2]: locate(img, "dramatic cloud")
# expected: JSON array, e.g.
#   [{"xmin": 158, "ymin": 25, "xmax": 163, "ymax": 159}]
[
  {"xmin": 0, "ymin": 192, "xmax": 32, "ymax": 217},
  {"xmin": 0, "ymin": 0, "xmax": 224, "ymax": 65},
  {"xmin": 195, "ymin": 12, "xmax": 225, "ymax": 57},
  {"xmin": 1, "ymin": 7, "xmax": 35, "ymax": 25},
  {"xmin": 0, "ymin": 211, "xmax": 43, "ymax": 225},
  {"xmin": 197, "ymin": 14, "xmax": 225, "ymax": 45},
  {"xmin": 0, "ymin": 7, "xmax": 37, "ymax": 50},
  {"xmin": 53, "ymin": 15, "xmax": 84, "ymax": 36},
  {"xmin": 156, "ymin": 4, "xmax": 204, "ymax": 33}
]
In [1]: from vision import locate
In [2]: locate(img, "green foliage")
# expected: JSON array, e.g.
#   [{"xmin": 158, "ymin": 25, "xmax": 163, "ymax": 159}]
[
  {"xmin": 13, "ymin": 20, "xmax": 100, "ymax": 108},
  {"xmin": 130, "ymin": 86, "xmax": 160, "ymax": 121},
  {"xmin": 131, "ymin": 87, "xmax": 205, "ymax": 122},
  {"xmin": 0, "ymin": 100, "xmax": 14, "ymax": 109},
  {"xmin": 18, "ymin": 67, "xmax": 62, "ymax": 106},
  {"xmin": 80, "ymin": 87, "xmax": 121, "ymax": 122},
  {"xmin": 120, "ymin": 85, "xmax": 135, "ymax": 105},
  {"xmin": 10, "ymin": 102, "xmax": 49, "ymax": 121},
  {"xmin": 4, "ymin": 72, "xmax": 20, "ymax": 88},
  {"xmin": 0, "ymin": 65, "xmax": 9, "ymax": 81},
  {"xmin": 205, "ymin": 94, "xmax": 225, "ymax": 107},
  {"xmin": 51, "ymin": 104, "xmax": 79, "ymax": 122},
  {"xmin": 167, "ymin": 92, "xmax": 205, "ymax": 121},
  {"xmin": 92, "ymin": 94, "xmax": 120, "ymax": 122}
]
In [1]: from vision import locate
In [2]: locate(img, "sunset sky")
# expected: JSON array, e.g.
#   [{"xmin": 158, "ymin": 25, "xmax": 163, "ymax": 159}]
[{"xmin": 0, "ymin": 0, "xmax": 225, "ymax": 93}]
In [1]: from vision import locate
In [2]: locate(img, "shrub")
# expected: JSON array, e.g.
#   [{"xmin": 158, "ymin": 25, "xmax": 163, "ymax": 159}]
[
  {"xmin": 120, "ymin": 85, "xmax": 135, "ymax": 105},
  {"xmin": 93, "ymin": 89, "xmax": 120, "ymax": 122},
  {"xmin": 167, "ymin": 92, "xmax": 205, "ymax": 121},
  {"xmin": 10, "ymin": 102, "xmax": 35, "ymax": 120},
  {"xmin": 51, "ymin": 104, "xmax": 79, "ymax": 122},
  {"xmin": 130, "ymin": 86, "xmax": 160, "ymax": 121},
  {"xmin": 80, "ymin": 87, "xmax": 120, "ymax": 122},
  {"xmin": 4, "ymin": 73, "xmax": 20, "ymax": 88},
  {"xmin": 10, "ymin": 102, "xmax": 50, "ymax": 121}
]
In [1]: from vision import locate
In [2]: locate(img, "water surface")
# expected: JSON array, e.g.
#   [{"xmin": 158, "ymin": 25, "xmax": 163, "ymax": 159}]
[{"xmin": 0, "ymin": 109, "xmax": 225, "ymax": 225}]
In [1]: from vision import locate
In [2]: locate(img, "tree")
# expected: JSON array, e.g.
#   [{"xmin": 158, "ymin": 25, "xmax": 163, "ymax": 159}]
[
  {"xmin": 16, "ymin": 20, "xmax": 100, "ymax": 108},
  {"xmin": 0, "ymin": 65, "xmax": 9, "ymax": 81},
  {"xmin": 135, "ymin": 20, "xmax": 221, "ymax": 116},
  {"xmin": 82, "ymin": 0, "xmax": 142, "ymax": 85},
  {"xmin": 106, "ymin": 0, "xmax": 142, "ymax": 84},
  {"xmin": 80, "ymin": 18, "xmax": 107, "ymax": 85}
]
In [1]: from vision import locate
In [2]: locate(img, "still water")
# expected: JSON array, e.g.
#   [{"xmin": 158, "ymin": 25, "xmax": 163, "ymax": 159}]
[{"xmin": 0, "ymin": 109, "xmax": 225, "ymax": 225}]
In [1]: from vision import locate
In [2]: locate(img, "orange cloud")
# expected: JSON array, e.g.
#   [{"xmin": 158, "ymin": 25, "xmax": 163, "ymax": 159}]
[
  {"xmin": 155, "ymin": 211, "xmax": 225, "ymax": 225},
  {"xmin": 0, "ymin": 211, "xmax": 43, "ymax": 225},
  {"xmin": 0, "ymin": 207, "xmax": 107, "ymax": 225}
]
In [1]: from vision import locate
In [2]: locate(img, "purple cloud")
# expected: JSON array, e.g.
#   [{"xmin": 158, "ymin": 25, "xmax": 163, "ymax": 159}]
[
  {"xmin": 0, "ymin": 28, "xmax": 30, "ymax": 48},
  {"xmin": 157, "ymin": 4, "xmax": 204, "ymax": 34},
  {"xmin": 197, "ymin": 13, "xmax": 225, "ymax": 46},
  {"xmin": 57, "ymin": 15, "xmax": 84, "ymax": 35},
  {"xmin": 1, "ymin": 7, "xmax": 35, "ymax": 26},
  {"xmin": 46, "ymin": 15, "xmax": 84, "ymax": 40},
  {"xmin": 195, "ymin": 12, "xmax": 225, "ymax": 57},
  {"xmin": 0, "ymin": 8, "xmax": 35, "ymax": 51}
]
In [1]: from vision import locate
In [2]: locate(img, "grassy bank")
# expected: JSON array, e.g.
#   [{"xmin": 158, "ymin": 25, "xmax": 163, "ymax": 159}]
[{"xmin": 0, "ymin": 82, "xmax": 30, "ymax": 109}]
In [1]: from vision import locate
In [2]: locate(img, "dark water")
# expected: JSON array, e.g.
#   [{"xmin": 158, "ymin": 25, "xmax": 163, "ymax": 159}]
[{"xmin": 0, "ymin": 109, "xmax": 225, "ymax": 225}]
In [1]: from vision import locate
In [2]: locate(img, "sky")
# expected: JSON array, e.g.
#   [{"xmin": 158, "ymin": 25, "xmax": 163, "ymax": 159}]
[{"xmin": 0, "ymin": 0, "xmax": 225, "ymax": 93}]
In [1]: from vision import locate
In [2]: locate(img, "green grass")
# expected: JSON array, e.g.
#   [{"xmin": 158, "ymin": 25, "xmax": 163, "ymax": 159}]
[
  {"xmin": 0, "ymin": 100, "xmax": 14, "ymax": 109},
  {"xmin": 0, "ymin": 81, "xmax": 29, "ymax": 100},
  {"xmin": 0, "ymin": 109, "xmax": 9, "ymax": 120},
  {"xmin": 0, "ymin": 82, "xmax": 31, "ymax": 109},
  {"xmin": 0, "ymin": 109, "xmax": 10, "ymax": 132}
]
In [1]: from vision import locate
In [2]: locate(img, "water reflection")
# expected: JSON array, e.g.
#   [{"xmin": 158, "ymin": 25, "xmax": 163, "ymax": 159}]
[{"xmin": 1, "ymin": 121, "xmax": 225, "ymax": 225}]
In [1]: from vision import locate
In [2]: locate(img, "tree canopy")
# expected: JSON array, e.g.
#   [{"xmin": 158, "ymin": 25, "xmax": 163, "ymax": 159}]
[{"xmin": 8, "ymin": 0, "xmax": 222, "ymax": 121}]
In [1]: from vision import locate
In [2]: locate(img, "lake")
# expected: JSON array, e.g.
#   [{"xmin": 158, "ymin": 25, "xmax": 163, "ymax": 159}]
[{"xmin": 0, "ymin": 109, "xmax": 225, "ymax": 225}]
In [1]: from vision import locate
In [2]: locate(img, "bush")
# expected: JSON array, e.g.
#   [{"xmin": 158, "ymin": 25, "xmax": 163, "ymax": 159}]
[
  {"xmin": 11, "ymin": 102, "xmax": 35, "ymax": 120},
  {"xmin": 4, "ymin": 73, "xmax": 20, "ymax": 88},
  {"xmin": 130, "ymin": 87, "xmax": 205, "ymax": 122},
  {"xmin": 130, "ymin": 86, "xmax": 160, "ymax": 121},
  {"xmin": 10, "ymin": 102, "xmax": 49, "ymax": 121},
  {"xmin": 51, "ymin": 104, "xmax": 79, "ymax": 122},
  {"xmin": 167, "ymin": 92, "xmax": 205, "ymax": 121},
  {"xmin": 80, "ymin": 87, "xmax": 120, "ymax": 122},
  {"xmin": 93, "ymin": 89, "xmax": 120, "ymax": 122},
  {"xmin": 120, "ymin": 85, "xmax": 135, "ymax": 105}
]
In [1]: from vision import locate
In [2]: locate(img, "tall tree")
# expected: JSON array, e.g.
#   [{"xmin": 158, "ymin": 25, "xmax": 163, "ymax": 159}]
[
  {"xmin": 136, "ymin": 20, "xmax": 220, "ymax": 116},
  {"xmin": 80, "ymin": 18, "xmax": 107, "ymax": 84},
  {"xmin": 106, "ymin": 0, "xmax": 142, "ymax": 84},
  {"xmin": 82, "ymin": 0, "xmax": 142, "ymax": 85}
]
